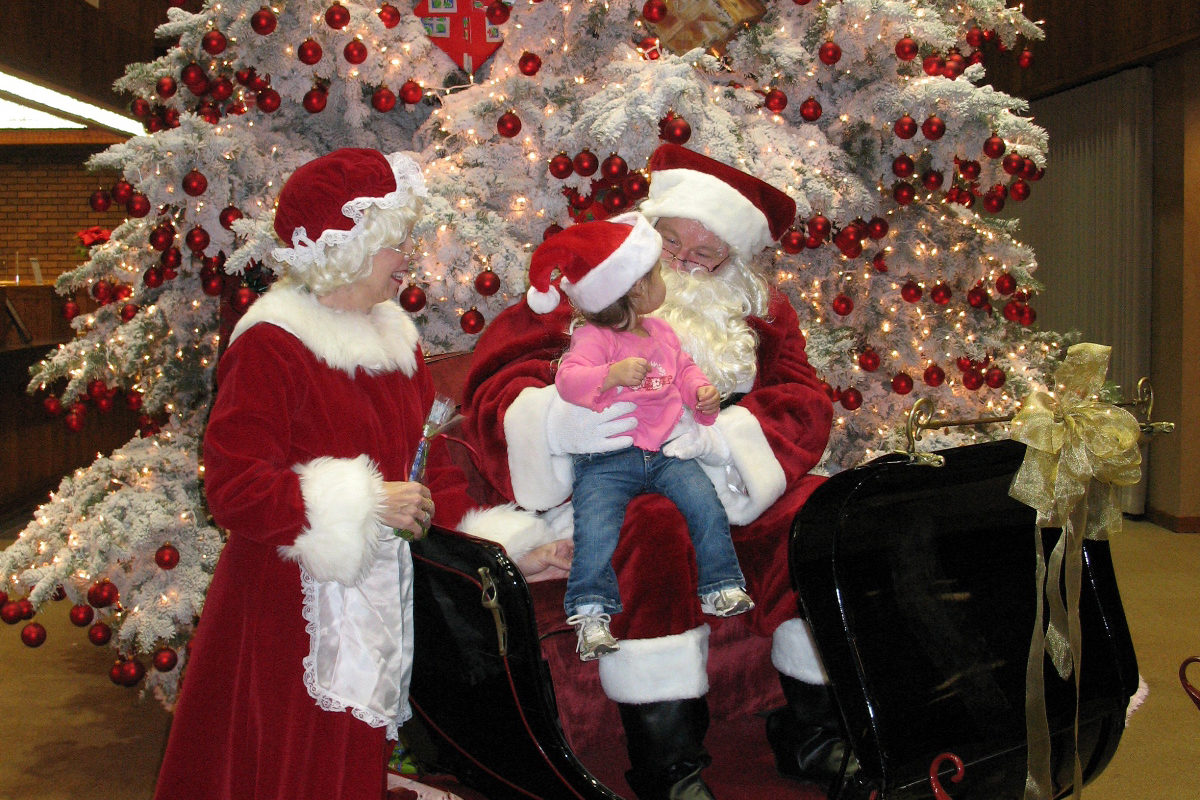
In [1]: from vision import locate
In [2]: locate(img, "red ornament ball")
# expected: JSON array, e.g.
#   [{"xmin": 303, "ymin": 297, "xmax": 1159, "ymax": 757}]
[
  {"xmin": 923, "ymin": 53, "xmax": 945, "ymax": 76},
  {"xmin": 202, "ymin": 273, "xmax": 225, "ymax": 296},
  {"xmin": 372, "ymin": 86, "xmax": 396, "ymax": 113},
  {"xmin": 231, "ymin": 287, "xmax": 258, "ymax": 314},
  {"xmin": 930, "ymin": 283, "xmax": 952, "ymax": 305},
  {"xmin": 90, "ymin": 189, "xmax": 112, "ymax": 212},
  {"xmin": 486, "ymin": 1, "xmax": 511, "ymax": 24},
  {"xmin": 985, "ymin": 367, "xmax": 1007, "ymax": 389},
  {"xmin": 643, "ymin": 0, "xmax": 668, "ymax": 23},
  {"xmin": 474, "ymin": 270, "xmax": 501, "ymax": 296},
  {"xmin": 209, "ymin": 77, "xmax": 234, "ymax": 103},
  {"xmin": 872, "ymin": 251, "xmax": 888, "ymax": 272},
  {"xmin": 601, "ymin": 154, "xmax": 628, "ymax": 180},
  {"xmin": 378, "ymin": 3, "xmax": 402, "ymax": 28},
  {"xmin": 156, "ymin": 76, "xmax": 178, "ymax": 98},
  {"xmin": 202, "ymin": 30, "xmax": 227, "ymax": 55},
  {"xmin": 118, "ymin": 658, "xmax": 146, "ymax": 687},
  {"xmin": 1001, "ymin": 152, "xmax": 1024, "ymax": 176},
  {"xmin": 130, "ymin": 97, "xmax": 151, "ymax": 119},
  {"xmin": 639, "ymin": 36, "xmax": 661, "ymax": 60},
  {"xmin": 64, "ymin": 412, "xmax": 84, "ymax": 432},
  {"xmin": 344, "ymin": 40, "xmax": 368, "ymax": 65},
  {"xmin": 143, "ymin": 267, "xmax": 164, "ymax": 289},
  {"xmin": 88, "ymin": 580, "xmax": 119, "ymax": 609},
  {"xmin": 1018, "ymin": 49, "xmax": 1034, "ymax": 69},
  {"xmin": 967, "ymin": 286, "xmax": 989, "ymax": 308},
  {"xmin": 154, "ymin": 648, "xmax": 179, "ymax": 672},
  {"xmin": 155, "ymin": 543, "xmax": 181, "ymax": 570},
  {"xmin": 298, "ymin": 38, "xmax": 323, "ymax": 65},
  {"xmin": 660, "ymin": 115, "xmax": 691, "ymax": 144},
  {"xmin": 325, "ymin": 2, "xmax": 350, "ymax": 29},
  {"xmin": 866, "ymin": 217, "xmax": 889, "ymax": 240},
  {"xmin": 185, "ymin": 226, "xmax": 210, "ymax": 252},
  {"xmin": 181, "ymin": 62, "xmax": 207, "ymax": 87},
  {"xmin": 542, "ymin": 224, "xmax": 564, "ymax": 241},
  {"xmin": 548, "ymin": 153, "xmax": 574, "ymax": 179},
  {"xmin": 807, "ymin": 214, "xmax": 831, "ymax": 240},
  {"xmin": 818, "ymin": 41, "xmax": 842, "ymax": 66},
  {"xmin": 831, "ymin": 294, "xmax": 854, "ymax": 316},
  {"xmin": 962, "ymin": 368, "xmax": 984, "ymax": 391},
  {"xmin": 922, "ymin": 115, "xmax": 946, "ymax": 140},
  {"xmin": 111, "ymin": 179, "xmax": 134, "ymax": 204},
  {"xmin": 125, "ymin": 390, "xmax": 143, "ymax": 411},
  {"xmin": 149, "ymin": 224, "xmax": 175, "ymax": 251},
  {"xmin": 251, "ymin": 6, "xmax": 278, "ymax": 34},
  {"xmin": 115, "ymin": 284, "xmax": 133, "ymax": 301},
  {"xmin": 956, "ymin": 356, "xmax": 974, "ymax": 372},
  {"xmin": 1017, "ymin": 304, "xmax": 1037, "ymax": 326},
  {"xmin": 858, "ymin": 349, "xmax": 880, "ymax": 372},
  {"xmin": 921, "ymin": 169, "xmax": 944, "ymax": 191},
  {"xmin": 893, "ymin": 181, "xmax": 916, "ymax": 205},
  {"xmin": 219, "ymin": 206, "xmax": 244, "ymax": 229},
  {"xmin": 120, "ymin": 303, "xmax": 139, "ymax": 323},
  {"xmin": 895, "ymin": 36, "xmax": 919, "ymax": 61},
  {"xmin": 69, "ymin": 604, "xmax": 95, "ymax": 627},
  {"xmin": 92, "ymin": 280, "xmax": 114, "ymax": 304},
  {"xmin": 780, "ymin": 230, "xmax": 805, "ymax": 255},
  {"xmin": 891, "ymin": 373, "xmax": 914, "ymax": 395},
  {"xmin": 943, "ymin": 51, "xmax": 966, "ymax": 80},
  {"xmin": 399, "ymin": 81, "xmax": 423, "ymax": 105},
  {"xmin": 894, "ymin": 114, "xmax": 917, "ymax": 139},
  {"xmin": 958, "ymin": 159, "xmax": 981, "ymax": 180},
  {"xmin": 1020, "ymin": 157, "xmax": 1039, "ymax": 180},
  {"xmin": 88, "ymin": 378, "xmax": 108, "ymax": 402},
  {"xmin": 88, "ymin": 621, "xmax": 112, "ymax": 645},
  {"xmin": 892, "ymin": 154, "xmax": 915, "ymax": 178},
  {"xmin": 43, "ymin": 395, "xmax": 63, "ymax": 415},
  {"xmin": 764, "ymin": 89, "xmax": 788, "ymax": 113},
  {"xmin": 399, "ymin": 285, "xmax": 426, "ymax": 313},
  {"xmin": 840, "ymin": 387, "xmax": 863, "ymax": 411},
  {"xmin": 923, "ymin": 364, "xmax": 945, "ymax": 387},
  {"xmin": 16, "ymin": 598, "xmax": 33, "ymax": 619},
  {"xmin": 601, "ymin": 189, "xmax": 628, "ymax": 213},
  {"xmin": 573, "ymin": 150, "xmax": 599, "ymax": 176},
  {"xmin": 461, "ymin": 308, "xmax": 486, "ymax": 335},
  {"xmin": 497, "ymin": 111, "xmax": 522, "ymax": 138},
  {"xmin": 900, "ymin": 280, "xmax": 923, "ymax": 302},
  {"xmin": 799, "ymin": 97, "xmax": 822, "ymax": 122},
  {"xmin": 1010, "ymin": 180, "xmax": 1030, "ymax": 201},
  {"xmin": 127, "ymin": 193, "xmax": 151, "ymax": 217},
  {"xmin": 21, "ymin": 622, "xmax": 46, "ymax": 648},
  {"xmin": 518, "ymin": 51, "xmax": 542, "ymax": 76},
  {"xmin": 966, "ymin": 27, "xmax": 984, "ymax": 48},
  {"xmin": 0, "ymin": 591, "xmax": 7, "ymax": 607},
  {"xmin": 0, "ymin": 602, "xmax": 21, "ymax": 625},
  {"xmin": 983, "ymin": 190, "xmax": 1005, "ymax": 214},
  {"xmin": 623, "ymin": 172, "xmax": 649, "ymax": 198},
  {"xmin": 983, "ymin": 134, "xmax": 1006, "ymax": 159},
  {"xmin": 256, "ymin": 88, "xmax": 281, "ymax": 113}
]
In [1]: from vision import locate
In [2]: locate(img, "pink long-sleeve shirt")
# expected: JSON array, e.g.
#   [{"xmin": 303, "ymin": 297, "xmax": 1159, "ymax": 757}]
[{"xmin": 556, "ymin": 316, "xmax": 717, "ymax": 452}]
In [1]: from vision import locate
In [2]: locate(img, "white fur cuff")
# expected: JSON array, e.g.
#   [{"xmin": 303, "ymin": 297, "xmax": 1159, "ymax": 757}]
[
  {"xmin": 455, "ymin": 503, "xmax": 561, "ymax": 561},
  {"xmin": 280, "ymin": 455, "xmax": 387, "ymax": 586},
  {"xmin": 504, "ymin": 385, "xmax": 575, "ymax": 511},
  {"xmin": 771, "ymin": 618, "xmax": 828, "ymax": 684},
  {"xmin": 700, "ymin": 406, "xmax": 786, "ymax": 525},
  {"xmin": 598, "ymin": 625, "xmax": 710, "ymax": 704}
]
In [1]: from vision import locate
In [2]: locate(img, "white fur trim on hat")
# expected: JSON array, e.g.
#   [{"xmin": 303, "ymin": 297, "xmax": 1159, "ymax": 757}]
[
  {"xmin": 455, "ymin": 503, "xmax": 560, "ymax": 561},
  {"xmin": 771, "ymin": 618, "xmax": 829, "ymax": 684},
  {"xmin": 271, "ymin": 152, "xmax": 428, "ymax": 272},
  {"xmin": 280, "ymin": 455, "xmax": 388, "ymax": 587},
  {"xmin": 230, "ymin": 284, "xmax": 419, "ymax": 377},
  {"xmin": 561, "ymin": 211, "xmax": 662, "ymax": 313},
  {"xmin": 639, "ymin": 169, "xmax": 772, "ymax": 258},
  {"xmin": 697, "ymin": 405, "xmax": 787, "ymax": 525},
  {"xmin": 526, "ymin": 284, "xmax": 562, "ymax": 315},
  {"xmin": 598, "ymin": 625, "xmax": 710, "ymax": 703}
]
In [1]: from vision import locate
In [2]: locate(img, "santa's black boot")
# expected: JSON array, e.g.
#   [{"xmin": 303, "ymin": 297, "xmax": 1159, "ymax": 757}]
[
  {"xmin": 765, "ymin": 675, "xmax": 875, "ymax": 799},
  {"xmin": 618, "ymin": 698, "xmax": 717, "ymax": 800}
]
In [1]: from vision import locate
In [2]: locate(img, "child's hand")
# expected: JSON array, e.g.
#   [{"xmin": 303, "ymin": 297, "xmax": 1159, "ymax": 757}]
[
  {"xmin": 696, "ymin": 385, "xmax": 720, "ymax": 415},
  {"xmin": 604, "ymin": 357, "xmax": 650, "ymax": 390}
]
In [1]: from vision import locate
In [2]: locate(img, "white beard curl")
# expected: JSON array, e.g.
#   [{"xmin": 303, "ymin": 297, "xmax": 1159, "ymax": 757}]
[{"xmin": 652, "ymin": 258, "xmax": 770, "ymax": 397}]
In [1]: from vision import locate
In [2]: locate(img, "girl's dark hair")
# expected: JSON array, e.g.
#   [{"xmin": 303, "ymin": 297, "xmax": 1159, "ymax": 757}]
[{"xmin": 573, "ymin": 273, "xmax": 647, "ymax": 332}]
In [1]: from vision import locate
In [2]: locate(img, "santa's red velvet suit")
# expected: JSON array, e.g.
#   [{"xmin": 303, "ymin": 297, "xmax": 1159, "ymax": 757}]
[
  {"xmin": 154, "ymin": 285, "xmax": 530, "ymax": 800},
  {"xmin": 459, "ymin": 281, "xmax": 835, "ymax": 702}
]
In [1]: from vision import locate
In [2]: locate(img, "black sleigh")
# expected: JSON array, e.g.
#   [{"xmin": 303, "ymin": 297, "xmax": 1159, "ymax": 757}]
[{"xmin": 404, "ymin": 354, "xmax": 1141, "ymax": 800}]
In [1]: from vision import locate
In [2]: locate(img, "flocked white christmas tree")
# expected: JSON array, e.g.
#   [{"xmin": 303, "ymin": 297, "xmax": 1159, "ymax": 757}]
[{"xmin": 1, "ymin": 0, "xmax": 1065, "ymax": 705}]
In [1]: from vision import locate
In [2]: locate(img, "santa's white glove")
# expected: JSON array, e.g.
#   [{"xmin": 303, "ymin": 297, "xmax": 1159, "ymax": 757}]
[
  {"xmin": 663, "ymin": 423, "xmax": 732, "ymax": 467},
  {"xmin": 546, "ymin": 392, "xmax": 637, "ymax": 456}
]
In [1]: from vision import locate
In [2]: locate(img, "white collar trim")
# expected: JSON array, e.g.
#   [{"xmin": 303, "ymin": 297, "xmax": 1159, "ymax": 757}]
[{"xmin": 229, "ymin": 285, "xmax": 419, "ymax": 377}]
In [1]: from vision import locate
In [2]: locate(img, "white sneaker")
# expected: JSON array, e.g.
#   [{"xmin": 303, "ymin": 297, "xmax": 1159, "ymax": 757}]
[
  {"xmin": 566, "ymin": 610, "xmax": 620, "ymax": 661},
  {"xmin": 700, "ymin": 587, "xmax": 755, "ymax": 617}
]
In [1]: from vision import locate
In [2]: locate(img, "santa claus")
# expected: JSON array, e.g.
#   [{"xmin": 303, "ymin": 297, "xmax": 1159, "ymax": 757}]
[{"xmin": 460, "ymin": 144, "xmax": 869, "ymax": 799}]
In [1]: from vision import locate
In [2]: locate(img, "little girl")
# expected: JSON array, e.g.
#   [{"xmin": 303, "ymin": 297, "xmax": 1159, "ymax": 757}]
[{"xmin": 525, "ymin": 212, "xmax": 754, "ymax": 661}]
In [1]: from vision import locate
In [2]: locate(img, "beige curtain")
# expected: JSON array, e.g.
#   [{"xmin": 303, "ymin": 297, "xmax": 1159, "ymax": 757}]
[{"xmin": 1014, "ymin": 67, "xmax": 1154, "ymax": 510}]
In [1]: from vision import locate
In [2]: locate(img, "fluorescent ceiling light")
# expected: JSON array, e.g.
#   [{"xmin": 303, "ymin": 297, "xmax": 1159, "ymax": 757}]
[
  {"xmin": 0, "ymin": 71, "xmax": 141, "ymax": 136},
  {"xmin": 0, "ymin": 96, "xmax": 86, "ymax": 129}
]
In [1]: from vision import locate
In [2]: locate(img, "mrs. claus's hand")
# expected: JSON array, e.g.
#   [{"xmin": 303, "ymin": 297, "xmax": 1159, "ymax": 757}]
[{"xmin": 379, "ymin": 481, "xmax": 433, "ymax": 540}]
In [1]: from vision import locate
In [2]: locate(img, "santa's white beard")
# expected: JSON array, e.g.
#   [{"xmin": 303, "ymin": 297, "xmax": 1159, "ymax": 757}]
[{"xmin": 653, "ymin": 260, "xmax": 769, "ymax": 397}]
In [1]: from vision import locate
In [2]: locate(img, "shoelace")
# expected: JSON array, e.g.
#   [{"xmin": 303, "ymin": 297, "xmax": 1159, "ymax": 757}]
[{"xmin": 566, "ymin": 612, "xmax": 614, "ymax": 649}]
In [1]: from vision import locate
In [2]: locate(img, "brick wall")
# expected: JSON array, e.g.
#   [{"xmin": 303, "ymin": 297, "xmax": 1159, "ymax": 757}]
[{"xmin": 0, "ymin": 145, "xmax": 128, "ymax": 284}]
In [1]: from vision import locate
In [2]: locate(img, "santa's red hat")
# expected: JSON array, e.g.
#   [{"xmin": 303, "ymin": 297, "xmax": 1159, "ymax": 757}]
[
  {"xmin": 271, "ymin": 148, "xmax": 427, "ymax": 276},
  {"xmin": 639, "ymin": 143, "xmax": 796, "ymax": 257},
  {"xmin": 526, "ymin": 212, "xmax": 662, "ymax": 314}
]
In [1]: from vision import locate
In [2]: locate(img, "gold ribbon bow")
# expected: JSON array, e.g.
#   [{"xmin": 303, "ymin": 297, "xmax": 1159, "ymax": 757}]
[{"xmin": 1008, "ymin": 343, "xmax": 1143, "ymax": 800}]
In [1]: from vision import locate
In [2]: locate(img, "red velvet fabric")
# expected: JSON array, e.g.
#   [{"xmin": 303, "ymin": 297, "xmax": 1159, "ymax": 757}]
[
  {"xmin": 459, "ymin": 290, "xmax": 833, "ymax": 642},
  {"xmin": 155, "ymin": 322, "xmax": 475, "ymax": 800}
]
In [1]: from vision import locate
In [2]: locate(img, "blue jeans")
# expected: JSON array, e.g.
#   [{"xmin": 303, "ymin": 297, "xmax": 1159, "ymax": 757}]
[{"xmin": 564, "ymin": 446, "xmax": 746, "ymax": 616}]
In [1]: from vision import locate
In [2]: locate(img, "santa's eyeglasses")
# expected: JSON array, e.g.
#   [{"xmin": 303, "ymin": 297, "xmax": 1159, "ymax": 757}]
[{"xmin": 660, "ymin": 243, "xmax": 730, "ymax": 273}]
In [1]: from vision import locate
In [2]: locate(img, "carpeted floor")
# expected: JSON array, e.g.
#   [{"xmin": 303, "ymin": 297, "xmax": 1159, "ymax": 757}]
[{"xmin": 0, "ymin": 514, "xmax": 1196, "ymax": 800}]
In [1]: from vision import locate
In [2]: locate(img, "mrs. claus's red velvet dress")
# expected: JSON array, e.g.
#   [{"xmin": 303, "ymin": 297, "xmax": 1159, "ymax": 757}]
[{"xmin": 154, "ymin": 286, "xmax": 482, "ymax": 800}]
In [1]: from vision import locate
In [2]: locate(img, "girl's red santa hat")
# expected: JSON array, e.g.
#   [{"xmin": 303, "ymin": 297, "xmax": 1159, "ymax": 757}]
[
  {"xmin": 271, "ymin": 148, "xmax": 427, "ymax": 280},
  {"xmin": 526, "ymin": 212, "xmax": 662, "ymax": 314},
  {"xmin": 638, "ymin": 143, "xmax": 796, "ymax": 258}
]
